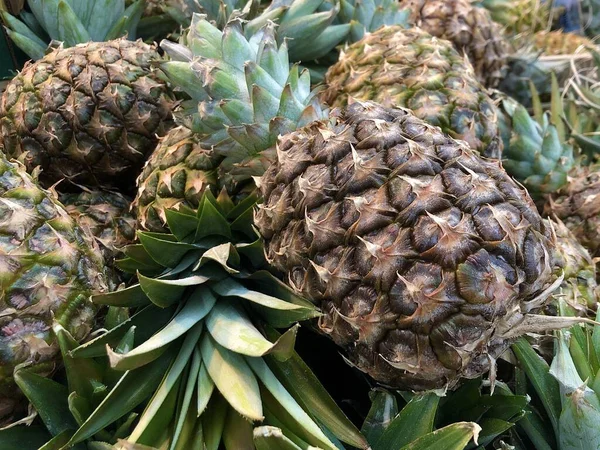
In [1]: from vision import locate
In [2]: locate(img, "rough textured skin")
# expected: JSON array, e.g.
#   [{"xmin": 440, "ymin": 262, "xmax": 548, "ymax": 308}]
[
  {"xmin": 545, "ymin": 166, "xmax": 600, "ymax": 258},
  {"xmin": 0, "ymin": 152, "xmax": 111, "ymax": 415},
  {"xmin": 400, "ymin": 0, "xmax": 509, "ymax": 88},
  {"xmin": 324, "ymin": 27, "xmax": 503, "ymax": 159},
  {"xmin": 548, "ymin": 218, "xmax": 598, "ymax": 316},
  {"xmin": 59, "ymin": 190, "xmax": 137, "ymax": 260},
  {"xmin": 134, "ymin": 126, "xmax": 222, "ymax": 232},
  {"xmin": 476, "ymin": 0, "xmax": 551, "ymax": 35},
  {"xmin": 0, "ymin": 39, "xmax": 175, "ymax": 191},
  {"xmin": 533, "ymin": 30, "xmax": 596, "ymax": 56},
  {"xmin": 255, "ymin": 102, "xmax": 555, "ymax": 390}
]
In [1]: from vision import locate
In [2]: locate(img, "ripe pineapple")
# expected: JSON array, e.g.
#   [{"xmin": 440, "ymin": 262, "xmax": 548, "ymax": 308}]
[
  {"xmin": 59, "ymin": 189, "xmax": 136, "ymax": 261},
  {"xmin": 0, "ymin": 39, "xmax": 175, "ymax": 191},
  {"xmin": 475, "ymin": 0, "xmax": 551, "ymax": 35},
  {"xmin": 323, "ymin": 26, "xmax": 503, "ymax": 159},
  {"xmin": 1, "ymin": 0, "xmax": 146, "ymax": 60},
  {"xmin": 137, "ymin": 15, "xmax": 561, "ymax": 391},
  {"xmin": 532, "ymin": 30, "xmax": 596, "ymax": 56},
  {"xmin": 399, "ymin": 0, "xmax": 509, "ymax": 88},
  {"xmin": 0, "ymin": 150, "xmax": 112, "ymax": 418}
]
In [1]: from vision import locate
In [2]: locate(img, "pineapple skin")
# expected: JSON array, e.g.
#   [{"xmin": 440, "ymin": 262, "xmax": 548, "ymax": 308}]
[
  {"xmin": 59, "ymin": 190, "xmax": 137, "ymax": 261},
  {"xmin": 533, "ymin": 30, "xmax": 596, "ymax": 56},
  {"xmin": 476, "ymin": 0, "xmax": 551, "ymax": 35},
  {"xmin": 255, "ymin": 101, "xmax": 556, "ymax": 390},
  {"xmin": 324, "ymin": 27, "xmax": 503, "ymax": 159},
  {"xmin": 0, "ymin": 152, "xmax": 112, "ymax": 412},
  {"xmin": 134, "ymin": 126, "xmax": 221, "ymax": 232},
  {"xmin": 548, "ymin": 218, "xmax": 598, "ymax": 316},
  {"xmin": 0, "ymin": 39, "xmax": 175, "ymax": 192},
  {"xmin": 400, "ymin": 0, "xmax": 509, "ymax": 88},
  {"xmin": 545, "ymin": 165, "xmax": 600, "ymax": 258}
]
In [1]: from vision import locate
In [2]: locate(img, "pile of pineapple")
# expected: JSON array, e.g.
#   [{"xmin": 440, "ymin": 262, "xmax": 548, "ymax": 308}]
[{"xmin": 0, "ymin": 0, "xmax": 600, "ymax": 449}]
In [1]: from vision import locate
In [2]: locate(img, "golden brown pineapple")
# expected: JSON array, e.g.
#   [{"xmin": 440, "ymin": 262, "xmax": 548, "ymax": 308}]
[
  {"xmin": 255, "ymin": 101, "xmax": 556, "ymax": 390},
  {"xmin": 324, "ymin": 26, "xmax": 503, "ymax": 159}
]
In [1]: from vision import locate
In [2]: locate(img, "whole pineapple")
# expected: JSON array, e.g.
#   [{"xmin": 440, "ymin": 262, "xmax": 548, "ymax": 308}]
[
  {"xmin": 0, "ymin": 39, "xmax": 175, "ymax": 191},
  {"xmin": 138, "ymin": 16, "xmax": 560, "ymax": 391},
  {"xmin": 324, "ymin": 26, "xmax": 503, "ymax": 159},
  {"xmin": 59, "ymin": 189, "xmax": 136, "ymax": 261},
  {"xmin": 399, "ymin": 0, "xmax": 509, "ymax": 88},
  {"xmin": 475, "ymin": 0, "xmax": 551, "ymax": 35},
  {"xmin": 0, "ymin": 150, "xmax": 112, "ymax": 418},
  {"xmin": 255, "ymin": 101, "xmax": 556, "ymax": 390}
]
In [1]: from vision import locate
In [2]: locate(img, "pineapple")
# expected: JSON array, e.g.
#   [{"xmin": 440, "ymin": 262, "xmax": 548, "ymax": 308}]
[
  {"xmin": 323, "ymin": 26, "xmax": 503, "ymax": 159},
  {"xmin": 0, "ymin": 0, "xmax": 146, "ymax": 60},
  {"xmin": 0, "ymin": 39, "xmax": 175, "ymax": 191},
  {"xmin": 531, "ymin": 30, "xmax": 596, "ymax": 56},
  {"xmin": 59, "ymin": 189, "xmax": 136, "ymax": 261},
  {"xmin": 137, "ymin": 15, "xmax": 563, "ymax": 391},
  {"xmin": 399, "ymin": 0, "xmax": 510, "ymax": 88},
  {"xmin": 474, "ymin": 0, "xmax": 551, "ymax": 35},
  {"xmin": 0, "ymin": 150, "xmax": 113, "ymax": 419}
]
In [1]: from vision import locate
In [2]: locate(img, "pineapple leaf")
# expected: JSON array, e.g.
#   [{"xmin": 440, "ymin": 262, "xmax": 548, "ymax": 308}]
[
  {"xmin": 71, "ymin": 306, "xmax": 173, "ymax": 359},
  {"xmin": 222, "ymin": 408, "xmax": 254, "ymax": 448},
  {"xmin": 512, "ymin": 338, "xmax": 561, "ymax": 435},
  {"xmin": 165, "ymin": 208, "xmax": 201, "ymax": 242},
  {"xmin": 374, "ymin": 393, "xmax": 439, "ymax": 450},
  {"xmin": 13, "ymin": 370, "xmax": 78, "ymax": 436},
  {"xmin": 246, "ymin": 356, "xmax": 337, "ymax": 450},
  {"xmin": 137, "ymin": 232, "xmax": 198, "ymax": 268},
  {"xmin": 85, "ymin": 0, "xmax": 123, "ymax": 40},
  {"xmin": 197, "ymin": 360, "xmax": 215, "ymax": 415},
  {"xmin": 65, "ymin": 350, "xmax": 172, "ymax": 446},
  {"xmin": 205, "ymin": 299, "xmax": 298, "ymax": 357},
  {"xmin": 0, "ymin": 426, "xmax": 52, "ymax": 450},
  {"xmin": 398, "ymin": 422, "xmax": 481, "ymax": 450},
  {"xmin": 263, "ymin": 326, "xmax": 367, "ymax": 449},
  {"xmin": 198, "ymin": 243, "xmax": 240, "ymax": 273},
  {"xmin": 107, "ymin": 292, "xmax": 213, "ymax": 371},
  {"xmin": 0, "ymin": 10, "xmax": 46, "ymax": 48},
  {"xmin": 92, "ymin": 283, "xmax": 150, "ymax": 308},
  {"xmin": 128, "ymin": 323, "xmax": 202, "ymax": 443},
  {"xmin": 253, "ymin": 426, "xmax": 303, "ymax": 450},
  {"xmin": 361, "ymin": 389, "xmax": 398, "ymax": 445},
  {"xmin": 200, "ymin": 334, "xmax": 263, "ymax": 421},
  {"xmin": 211, "ymin": 278, "xmax": 319, "ymax": 327},
  {"xmin": 104, "ymin": 0, "xmax": 143, "ymax": 41},
  {"xmin": 201, "ymin": 394, "xmax": 229, "ymax": 450},
  {"xmin": 137, "ymin": 273, "xmax": 209, "ymax": 308},
  {"xmin": 54, "ymin": 323, "xmax": 103, "ymax": 401},
  {"xmin": 3, "ymin": 28, "xmax": 46, "ymax": 60},
  {"xmin": 56, "ymin": 0, "xmax": 91, "ymax": 47}
]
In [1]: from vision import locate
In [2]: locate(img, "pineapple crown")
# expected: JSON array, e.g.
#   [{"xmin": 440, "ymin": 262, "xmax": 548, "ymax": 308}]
[
  {"xmin": 163, "ymin": 0, "xmax": 409, "ymax": 63},
  {"xmin": 160, "ymin": 14, "xmax": 328, "ymax": 186},
  {"xmin": 0, "ymin": 0, "xmax": 145, "ymax": 60},
  {"xmin": 500, "ymin": 90, "xmax": 575, "ymax": 198}
]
